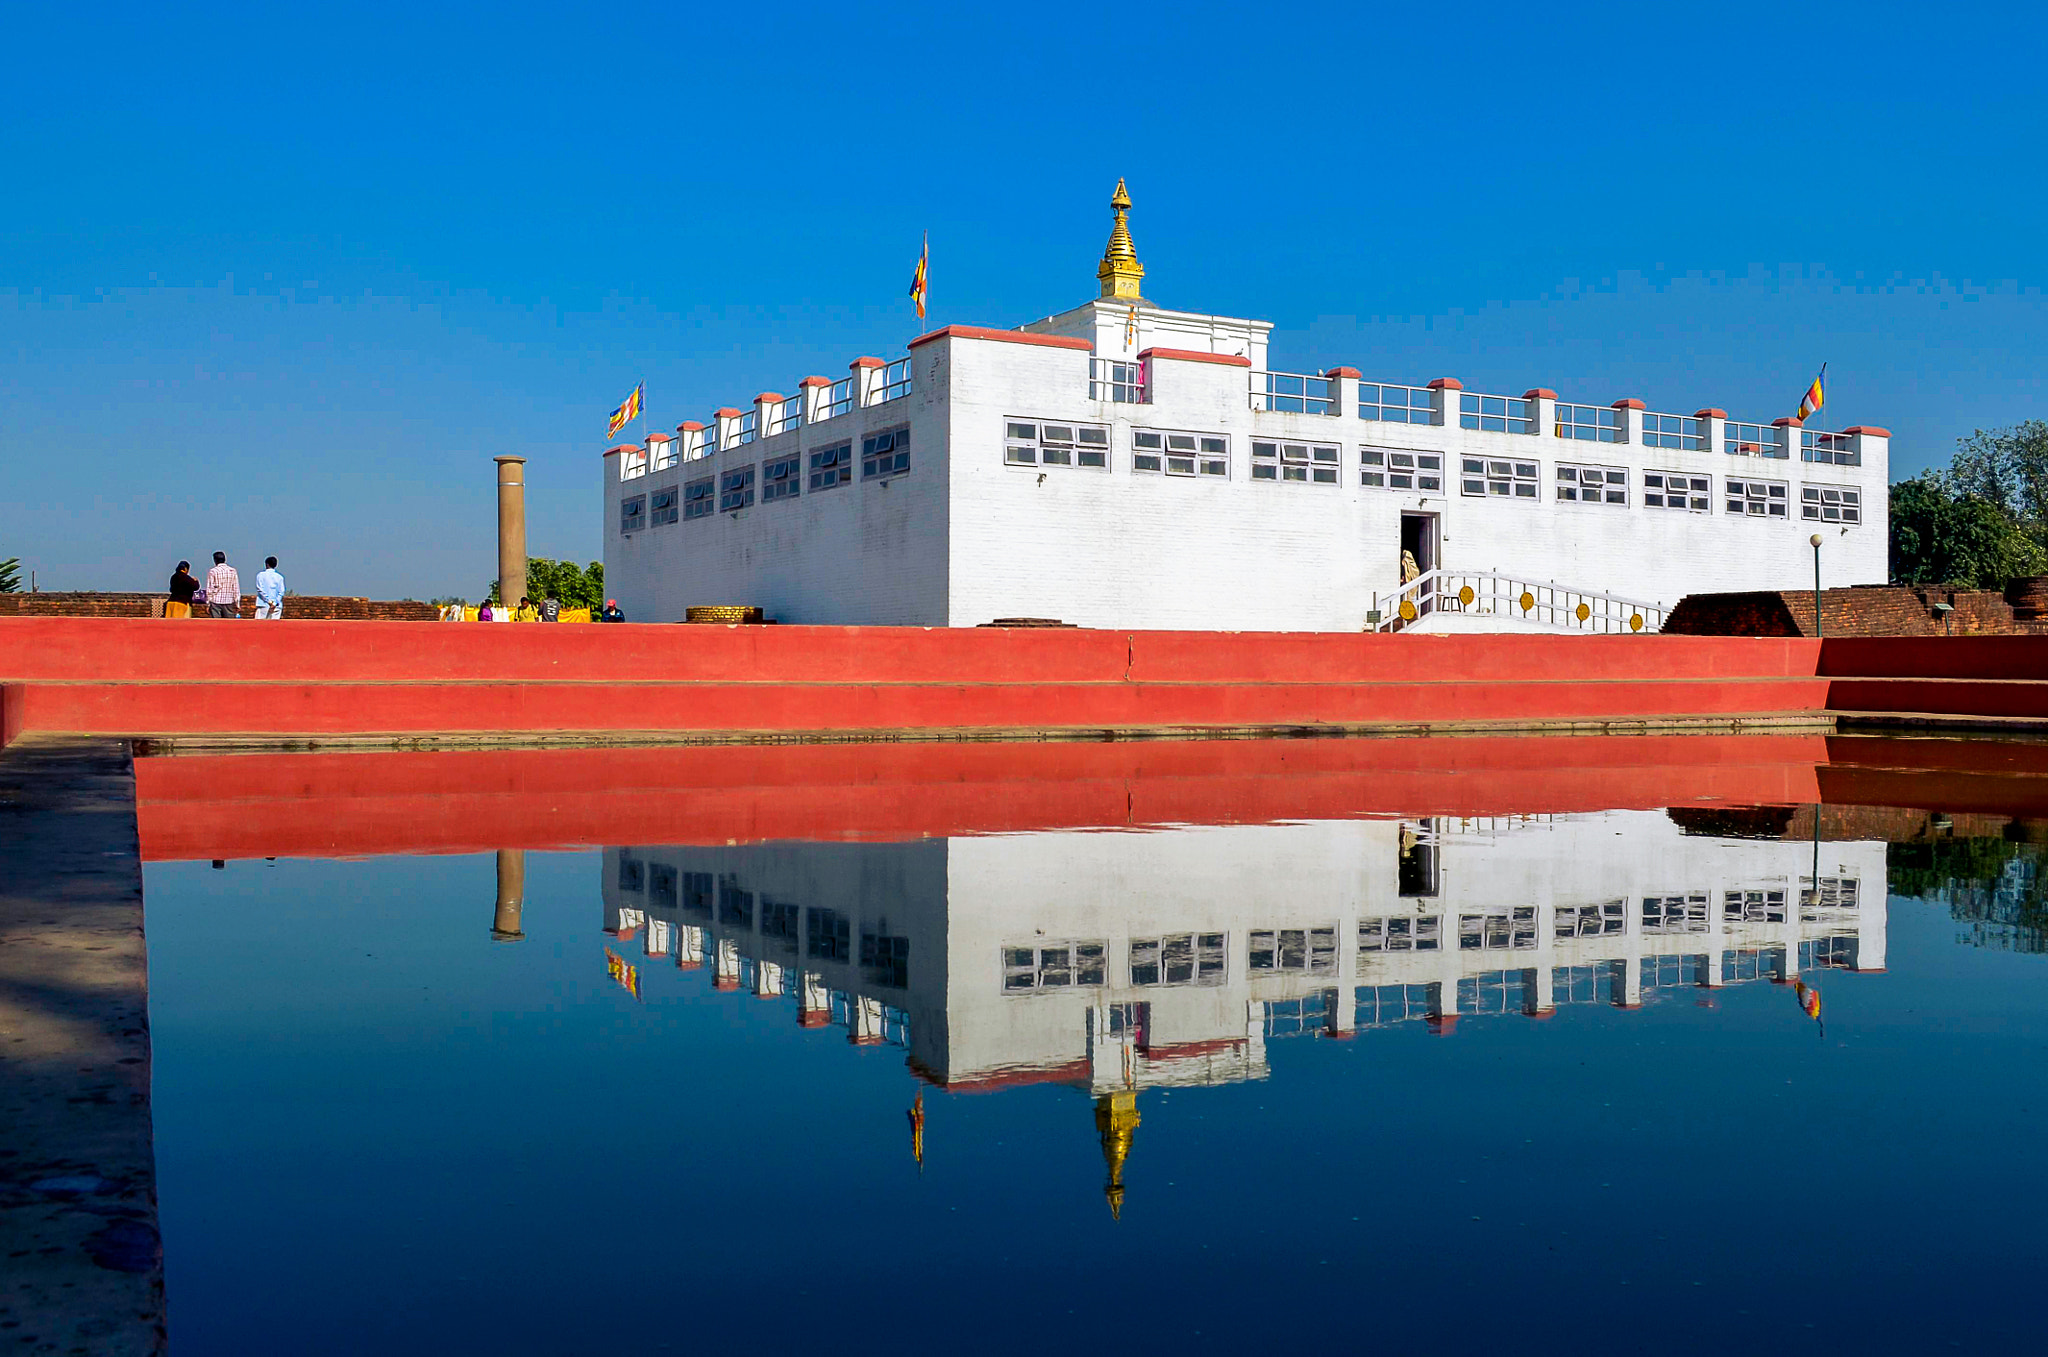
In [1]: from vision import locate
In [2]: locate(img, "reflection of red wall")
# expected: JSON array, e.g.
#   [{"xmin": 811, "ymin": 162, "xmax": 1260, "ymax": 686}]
[{"xmin": 133, "ymin": 733, "xmax": 1832, "ymax": 862}]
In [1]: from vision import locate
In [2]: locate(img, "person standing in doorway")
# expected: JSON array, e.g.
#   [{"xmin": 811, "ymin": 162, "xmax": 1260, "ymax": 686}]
[
  {"xmin": 255, "ymin": 557, "xmax": 286, "ymax": 620},
  {"xmin": 204, "ymin": 552, "xmax": 241, "ymax": 619},
  {"xmin": 166, "ymin": 561, "xmax": 200, "ymax": 619}
]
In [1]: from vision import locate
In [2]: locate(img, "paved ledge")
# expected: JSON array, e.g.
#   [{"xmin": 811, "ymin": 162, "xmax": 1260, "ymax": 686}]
[{"xmin": 0, "ymin": 736, "xmax": 164, "ymax": 1355}]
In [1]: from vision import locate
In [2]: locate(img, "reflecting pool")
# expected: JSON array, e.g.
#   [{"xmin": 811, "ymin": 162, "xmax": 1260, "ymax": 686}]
[{"xmin": 139, "ymin": 741, "xmax": 2048, "ymax": 1355}]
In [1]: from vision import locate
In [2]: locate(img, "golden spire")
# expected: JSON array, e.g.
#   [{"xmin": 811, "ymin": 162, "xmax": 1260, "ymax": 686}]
[
  {"xmin": 1095, "ymin": 1090, "xmax": 1141, "ymax": 1219},
  {"xmin": 1097, "ymin": 178, "xmax": 1146, "ymax": 300},
  {"xmin": 908, "ymin": 1090, "xmax": 925, "ymax": 1172}
]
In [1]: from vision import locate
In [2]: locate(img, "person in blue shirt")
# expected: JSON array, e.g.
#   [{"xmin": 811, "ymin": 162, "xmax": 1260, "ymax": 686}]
[
  {"xmin": 254, "ymin": 557, "xmax": 286, "ymax": 620},
  {"xmin": 601, "ymin": 599, "xmax": 626, "ymax": 623}
]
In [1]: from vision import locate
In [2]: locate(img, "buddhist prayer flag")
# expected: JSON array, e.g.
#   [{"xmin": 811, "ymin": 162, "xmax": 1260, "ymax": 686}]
[
  {"xmin": 1125, "ymin": 305, "xmax": 1138, "ymax": 348},
  {"xmin": 607, "ymin": 383, "xmax": 643, "ymax": 438},
  {"xmin": 1795, "ymin": 364, "xmax": 1826, "ymax": 424},
  {"xmin": 909, "ymin": 232, "xmax": 928, "ymax": 320}
]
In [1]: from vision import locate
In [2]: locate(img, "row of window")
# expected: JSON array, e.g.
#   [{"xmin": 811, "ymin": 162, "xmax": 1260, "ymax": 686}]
[
  {"xmin": 619, "ymin": 428, "xmax": 909, "ymax": 531},
  {"xmin": 994, "ymin": 421, "xmax": 1865, "ymax": 522}
]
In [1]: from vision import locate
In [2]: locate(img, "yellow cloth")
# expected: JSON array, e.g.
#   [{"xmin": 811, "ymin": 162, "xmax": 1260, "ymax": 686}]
[
  {"xmin": 164, "ymin": 601, "xmax": 191, "ymax": 619},
  {"xmin": 557, "ymin": 608, "xmax": 591, "ymax": 624}
]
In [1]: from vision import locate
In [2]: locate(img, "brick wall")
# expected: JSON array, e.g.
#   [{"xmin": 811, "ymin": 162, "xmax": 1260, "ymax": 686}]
[
  {"xmin": 0, "ymin": 592, "xmax": 437, "ymax": 622},
  {"xmin": 1667, "ymin": 585, "xmax": 2048, "ymax": 638}
]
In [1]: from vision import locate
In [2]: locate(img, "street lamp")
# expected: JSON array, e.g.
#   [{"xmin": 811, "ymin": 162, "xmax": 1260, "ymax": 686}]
[{"xmin": 1809, "ymin": 534, "xmax": 1824, "ymax": 638}]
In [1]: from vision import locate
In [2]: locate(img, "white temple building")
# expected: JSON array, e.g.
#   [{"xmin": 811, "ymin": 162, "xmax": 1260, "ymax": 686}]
[{"xmin": 603, "ymin": 181, "xmax": 1890, "ymax": 632}]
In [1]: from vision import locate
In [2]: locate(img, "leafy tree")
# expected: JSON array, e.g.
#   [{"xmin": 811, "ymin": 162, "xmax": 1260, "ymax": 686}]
[
  {"xmin": 485, "ymin": 558, "xmax": 605, "ymax": 610},
  {"xmin": 1889, "ymin": 473, "xmax": 2047, "ymax": 587},
  {"xmin": 0, "ymin": 557, "xmax": 18, "ymax": 593},
  {"xmin": 1948, "ymin": 419, "xmax": 2048, "ymax": 545}
]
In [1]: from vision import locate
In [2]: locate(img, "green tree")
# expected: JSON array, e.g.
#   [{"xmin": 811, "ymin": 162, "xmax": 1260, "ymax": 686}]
[
  {"xmin": 0, "ymin": 557, "xmax": 18, "ymax": 593},
  {"xmin": 486, "ymin": 558, "xmax": 605, "ymax": 610},
  {"xmin": 1889, "ymin": 473, "xmax": 2047, "ymax": 587},
  {"xmin": 1948, "ymin": 419, "xmax": 2048, "ymax": 545}
]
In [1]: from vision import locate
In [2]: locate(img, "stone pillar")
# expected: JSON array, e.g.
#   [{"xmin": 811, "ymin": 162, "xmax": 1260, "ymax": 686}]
[
  {"xmin": 1694, "ymin": 407, "xmax": 1728, "ymax": 459},
  {"xmin": 1611, "ymin": 397, "xmax": 1646, "ymax": 446},
  {"xmin": 492, "ymin": 848, "xmax": 525, "ymax": 941},
  {"xmin": 494, "ymin": 456, "xmax": 527, "ymax": 611},
  {"xmin": 1325, "ymin": 367, "xmax": 1362, "ymax": 420},
  {"xmin": 1426, "ymin": 377, "xmax": 1462, "ymax": 429},
  {"xmin": 1524, "ymin": 388, "xmax": 1559, "ymax": 439},
  {"xmin": 852, "ymin": 356, "xmax": 886, "ymax": 406}
]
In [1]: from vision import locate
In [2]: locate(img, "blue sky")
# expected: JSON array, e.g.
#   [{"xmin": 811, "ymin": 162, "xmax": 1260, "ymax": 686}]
[{"xmin": 4, "ymin": 0, "xmax": 2044, "ymax": 598}]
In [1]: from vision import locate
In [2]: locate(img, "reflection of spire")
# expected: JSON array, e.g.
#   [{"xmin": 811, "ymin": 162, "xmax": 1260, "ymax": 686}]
[
  {"xmin": 1096, "ymin": 178, "xmax": 1145, "ymax": 300},
  {"xmin": 1095, "ymin": 1090, "xmax": 1140, "ymax": 1220},
  {"xmin": 492, "ymin": 848, "xmax": 525, "ymax": 941},
  {"xmin": 908, "ymin": 1090, "xmax": 925, "ymax": 1173}
]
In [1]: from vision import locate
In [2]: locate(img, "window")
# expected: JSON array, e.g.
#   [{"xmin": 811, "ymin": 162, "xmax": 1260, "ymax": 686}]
[
  {"xmin": 1358, "ymin": 915, "xmax": 1442, "ymax": 953},
  {"xmin": 1130, "ymin": 933, "xmax": 1227, "ymax": 986},
  {"xmin": 805, "ymin": 907, "xmax": 850, "ymax": 963},
  {"xmin": 616, "ymin": 856, "xmax": 644, "ymax": 892},
  {"xmin": 1800, "ymin": 876, "xmax": 1860, "ymax": 916},
  {"xmin": 683, "ymin": 477, "xmax": 714, "ymax": 520},
  {"xmin": 809, "ymin": 442, "xmax": 852, "ymax": 491},
  {"xmin": 761, "ymin": 454, "xmax": 801, "ymax": 503},
  {"xmin": 1133, "ymin": 429, "xmax": 1227, "ymax": 477},
  {"xmin": 1724, "ymin": 889, "xmax": 1787, "ymax": 924},
  {"xmin": 718, "ymin": 466, "xmax": 754, "ymax": 512},
  {"xmin": 1641, "ymin": 413, "xmax": 1705, "ymax": 451},
  {"xmin": 1554, "ymin": 404, "xmax": 1623, "ymax": 442},
  {"xmin": 1457, "ymin": 907, "xmax": 1538, "ymax": 950},
  {"xmin": 1557, "ymin": 463, "xmax": 1628, "ymax": 506},
  {"xmin": 1005, "ymin": 421, "xmax": 1107, "ymax": 470},
  {"xmin": 1555, "ymin": 900, "xmax": 1627, "ymax": 938},
  {"xmin": 1643, "ymin": 471, "xmax": 1710, "ymax": 512},
  {"xmin": 1361, "ymin": 446, "xmax": 1443, "ymax": 492},
  {"xmin": 761, "ymin": 899, "xmax": 799, "ymax": 950},
  {"xmin": 1725, "ymin": 477, "xmax": 1788, "ymax": 518},
  {"xmin": 1460, "ymin": 457, "xmax": 1540, "ymax": 499},
  {"xmin": 681, "ymin": 872, "xmax": 714, "ymax": 917},
  {"xmin": 1247, "ymin": 927, "xmax": 1337, "ymax": 974},
  {"xmin": 649, "ymin": 485, "xmax": 679, "ymax": 525},
  {"xmin": 1251, "ymin": 441, "xmax": 1340, "ymax": 484},
  {"xmin": 1002, "ymin": 941, "xmax": 1107, "ymax": 991},
  {"xmin": 860, "ymin": 925, "xmax": 909, "ymax": 989},
  {"xmin": 717, "ymin": 876, "xmax": 753, "ymax": 929},
  {"xmin": 1801, "ymin": 484, "xmax": 1861, "ymax": 524},
  {"xmin": 620, "ymin": 494, "xmax": 646, "ymax": 534},
  {"xmin": 1642, "ymin": 893, "xmax": 1709, "ymax": 934},
  {"xmin": 863, "ymin": 428, "xmax": 910, "ymax": 479}
]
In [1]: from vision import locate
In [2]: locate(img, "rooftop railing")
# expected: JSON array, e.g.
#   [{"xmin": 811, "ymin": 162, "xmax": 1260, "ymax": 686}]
[
  {"xmin": 1089, "ymin": 357, "xmax": 1148, "ymax": 403},
  {"xmin": 1358, "ymin": 382, "xmax": 1435, "ymax": 424},
  {"xmin": 651, "ymin": 440, "xmax": 677, "ymax": 472},
  {"xmin": 1459, "ymin": 392, "xmax": 1535, "ymax": 435},
  {"xmin": 1801, "ymin": 429, "xmax": 1860, "ymax": 466},
  {"xmin": 814, "ymin": 377, "xmax": 855, "ymax": 422},
  {"xmin": 1553, "ymin": 403, "xmax": 1622, "ymax": 442},
  {"xmin": 871, "ymin": 358, "xmax": 912, "ymax": 405},
  {"xmin": 1251, "ymin": 370, "xmax": 1337, "ymax": 415},
  {"xmin": 766, "ymin": 394, "xmax": 803, "ymax": 437},
  {"xmin": 1724, "ymin": 421, "xmax": 1788, "ymax": 459},
  {"xmin": 736, "ymin": 411, "xmax": 758, "ymax": 446},
  {"xmin": 1639, "ymin": 412, "xmax": 1705, "ymax": 451}
]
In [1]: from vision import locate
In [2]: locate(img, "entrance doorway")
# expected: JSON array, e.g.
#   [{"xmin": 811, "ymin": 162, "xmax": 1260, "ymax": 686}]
[{"xmin": 1399, "ymin": 512, "xmax": 1438, "ymax": 617}]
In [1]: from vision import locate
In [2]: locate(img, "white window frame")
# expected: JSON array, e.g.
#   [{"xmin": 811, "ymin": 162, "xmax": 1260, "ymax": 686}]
[
  {"xmin": 1251, "ymin": 440, "xmax": 1340, "ymax": 485},
  {"xmin": 1800, "ymin": 483, "xmax": 1862, "ymax": 525},
  {"xmin": 1004, "ymin": 419, "xmax": 1108, "ymax": 471},
  {"xmin": 1643, "ymin": 470, "xmax": 1711, "ymax": 512},
  {"xmin": 1001, "ymin": 940, "xmax": 1107, "ymax": 992},
  {"xmin": 1133, "ymin": 428, "xmax": 1227, "ymax": 478},
  {"xmin": 1724, "ymin": 476, "xmax": 1789, "ymax": 519},
  {"xmin": 1129, "ymin": 933, "xmax": 1228, "ymax": 986},
  {"xmin": 862, "ymin": 427, "xmax": 910, "ymax": 480},
  {"xmin": 1556, "ymin": 462, "xmax": 1628, "ymax": 507},
  {"xmin": 1459, "ymin": 456, "xmax": 1540, "ymax": 500},
  {"xmin": 1360, "ymin": 446, "xmax": 1443, "ymax": 492}
]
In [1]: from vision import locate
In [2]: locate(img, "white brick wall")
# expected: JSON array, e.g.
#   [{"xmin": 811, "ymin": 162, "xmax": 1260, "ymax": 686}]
[{"xmin": 607, "ymin": 323, "xmax": 1889, "ymax": 631}]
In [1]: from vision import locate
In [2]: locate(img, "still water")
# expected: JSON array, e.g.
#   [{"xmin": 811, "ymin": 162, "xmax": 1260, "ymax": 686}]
[{"xmin": 142, "ymin": 781, "xmax": 2047, "ymax": 1355}]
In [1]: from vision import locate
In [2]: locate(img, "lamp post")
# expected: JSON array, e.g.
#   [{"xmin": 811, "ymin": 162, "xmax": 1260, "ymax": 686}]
[{"xmin": 1809, "ymin": 534, "xmax": 1823, "ymax": 638}]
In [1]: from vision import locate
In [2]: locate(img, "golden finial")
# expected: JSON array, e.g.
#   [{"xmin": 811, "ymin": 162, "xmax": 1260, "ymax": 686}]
[
  {"xmin": 1095, "ymin": 1090, "xmax": 1141, "ymax": 1219},
  {"xmin": 1097, "ymin": 178, "xmax": 1145, "ymax": 300},
  {"xmin": 908, "ymin": 1090, "xmax": 925, "ymax": 1172}
]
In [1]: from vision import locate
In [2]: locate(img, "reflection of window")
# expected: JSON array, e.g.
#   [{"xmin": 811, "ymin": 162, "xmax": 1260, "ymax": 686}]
[
  {"xmin": 1723, "ymin": 889, "xmax": 1787, "ymax": 923},
  {"xmin": 805, "ymin": 907, "xmax": 850, "ymax": 962},
  {"xmin": 1398, "ymin": 821, "xmax": 1439, "ymax": 897},
  {"xmin": 718, "ymin": 876, "xmax": 753, "ymax": 929},
  {"xmin": 617, "ymin": 857, "xmax": 644, "ymax": 892},
  {"xmin": 1247, "ymin": 927, "xmax": 1337, "ymax": 973},
  {"xmin": 1642, "ymin": 893, "xmax": 1709, "ymax": 934},
  {"xmin": 648, "ymin": 864, "xmax": 677, "ymax": 910},
  {"xmin": 1130, "ymin": 933, "xmax": 1226, "ymax": 986},
  {"xmin": 1106, "ymin": 1001, "xmax": 1149, "ymax": 1041},
  {"xmin": 1002, "ymin": 941, "xmax": 1105, "ymax": 991},
  {"xmin": 761, "ymin": 900, "xmax": 799, "ymax": 951},
  {"xmin": 860, "ymin": 925, "xmax": 909, "ymax": 988},
  {"xmin": 1555, "ymin": 901, "xmax": 1626, "ymax": 938},
  {"xmin": 1358, "ymin": 915, "xmax": 1442, "ymax": 953},
  {"xmin": 1458, "ymin": 907, "xmax": 1538, "ymax": 950},
  {"xmin": 1800, "ymin": 877, "xmax": 1860, "ymax": 916},
  {"xmin": 681, "ymin": 872, "xmax": 714, "ymax": 917}
]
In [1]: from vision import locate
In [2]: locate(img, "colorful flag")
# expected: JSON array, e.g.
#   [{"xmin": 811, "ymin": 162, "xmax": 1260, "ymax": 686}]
[
  {"xmin": 607, "ymin": 383, "xmax": 643, "ymax": 438},
  {"xmin": 1795, "ymin": 364, "xmax": 1826, "ymax": 424},
  {"xmin": 908, "ymin": 232, "xmax": 928, "ymax": 320},
  {"xmin": 1125, "ymin": 305, "xmax": 1138, "ymax": 348}
]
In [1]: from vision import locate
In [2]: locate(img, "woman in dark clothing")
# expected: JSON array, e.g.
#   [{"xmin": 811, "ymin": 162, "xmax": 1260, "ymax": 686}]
[{"xmin": 166, "ymin": 561, "xmax": 200, "ymax": 619}]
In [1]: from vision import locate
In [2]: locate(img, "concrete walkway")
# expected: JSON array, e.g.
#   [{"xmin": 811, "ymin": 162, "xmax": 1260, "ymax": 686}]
[{"xmin": 0, "ymin": 737, "xmax": 163, "ymax": 1355}]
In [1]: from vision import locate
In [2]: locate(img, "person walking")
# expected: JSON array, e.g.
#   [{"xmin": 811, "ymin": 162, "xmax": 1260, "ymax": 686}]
[
  {"xmin": 540, "ymin": 594, "xmax": 560, "ymax": 623},
  {"xmin": 166, "ymin": 561, "xmax": 200, "ymax": 619},
  {"xmin": 203, "ymin": 552, "xmax": 241, "ymax": 619},
  {"xmin": 254, "ymin": 557, "xmax": 286, "ymax": 620},
  {"xmin": 601, "ymin": 598, "xmax": 626, "ymax": 623}
]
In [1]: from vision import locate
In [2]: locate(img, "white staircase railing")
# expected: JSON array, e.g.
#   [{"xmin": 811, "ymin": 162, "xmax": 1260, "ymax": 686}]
[{"xmin": 1370, "ymin": 570, "xmax": 1667, "ymax": 635}]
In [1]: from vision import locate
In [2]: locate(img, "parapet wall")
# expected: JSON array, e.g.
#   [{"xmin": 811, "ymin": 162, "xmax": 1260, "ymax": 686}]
[{"xmin": 0, "ymin": 592, "xmax": 437, "ymax": 622}]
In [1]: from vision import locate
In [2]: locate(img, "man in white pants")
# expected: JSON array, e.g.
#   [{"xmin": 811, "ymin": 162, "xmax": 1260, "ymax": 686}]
[{"xmin": 254, "ymin": 556, "xmax": 286, "ymax": 620}]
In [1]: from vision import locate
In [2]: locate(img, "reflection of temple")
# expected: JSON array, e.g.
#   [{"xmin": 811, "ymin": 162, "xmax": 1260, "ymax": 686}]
[{"xmin": 602, "ymin": 811, "xmax": 1885, "ymax": 1087}]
